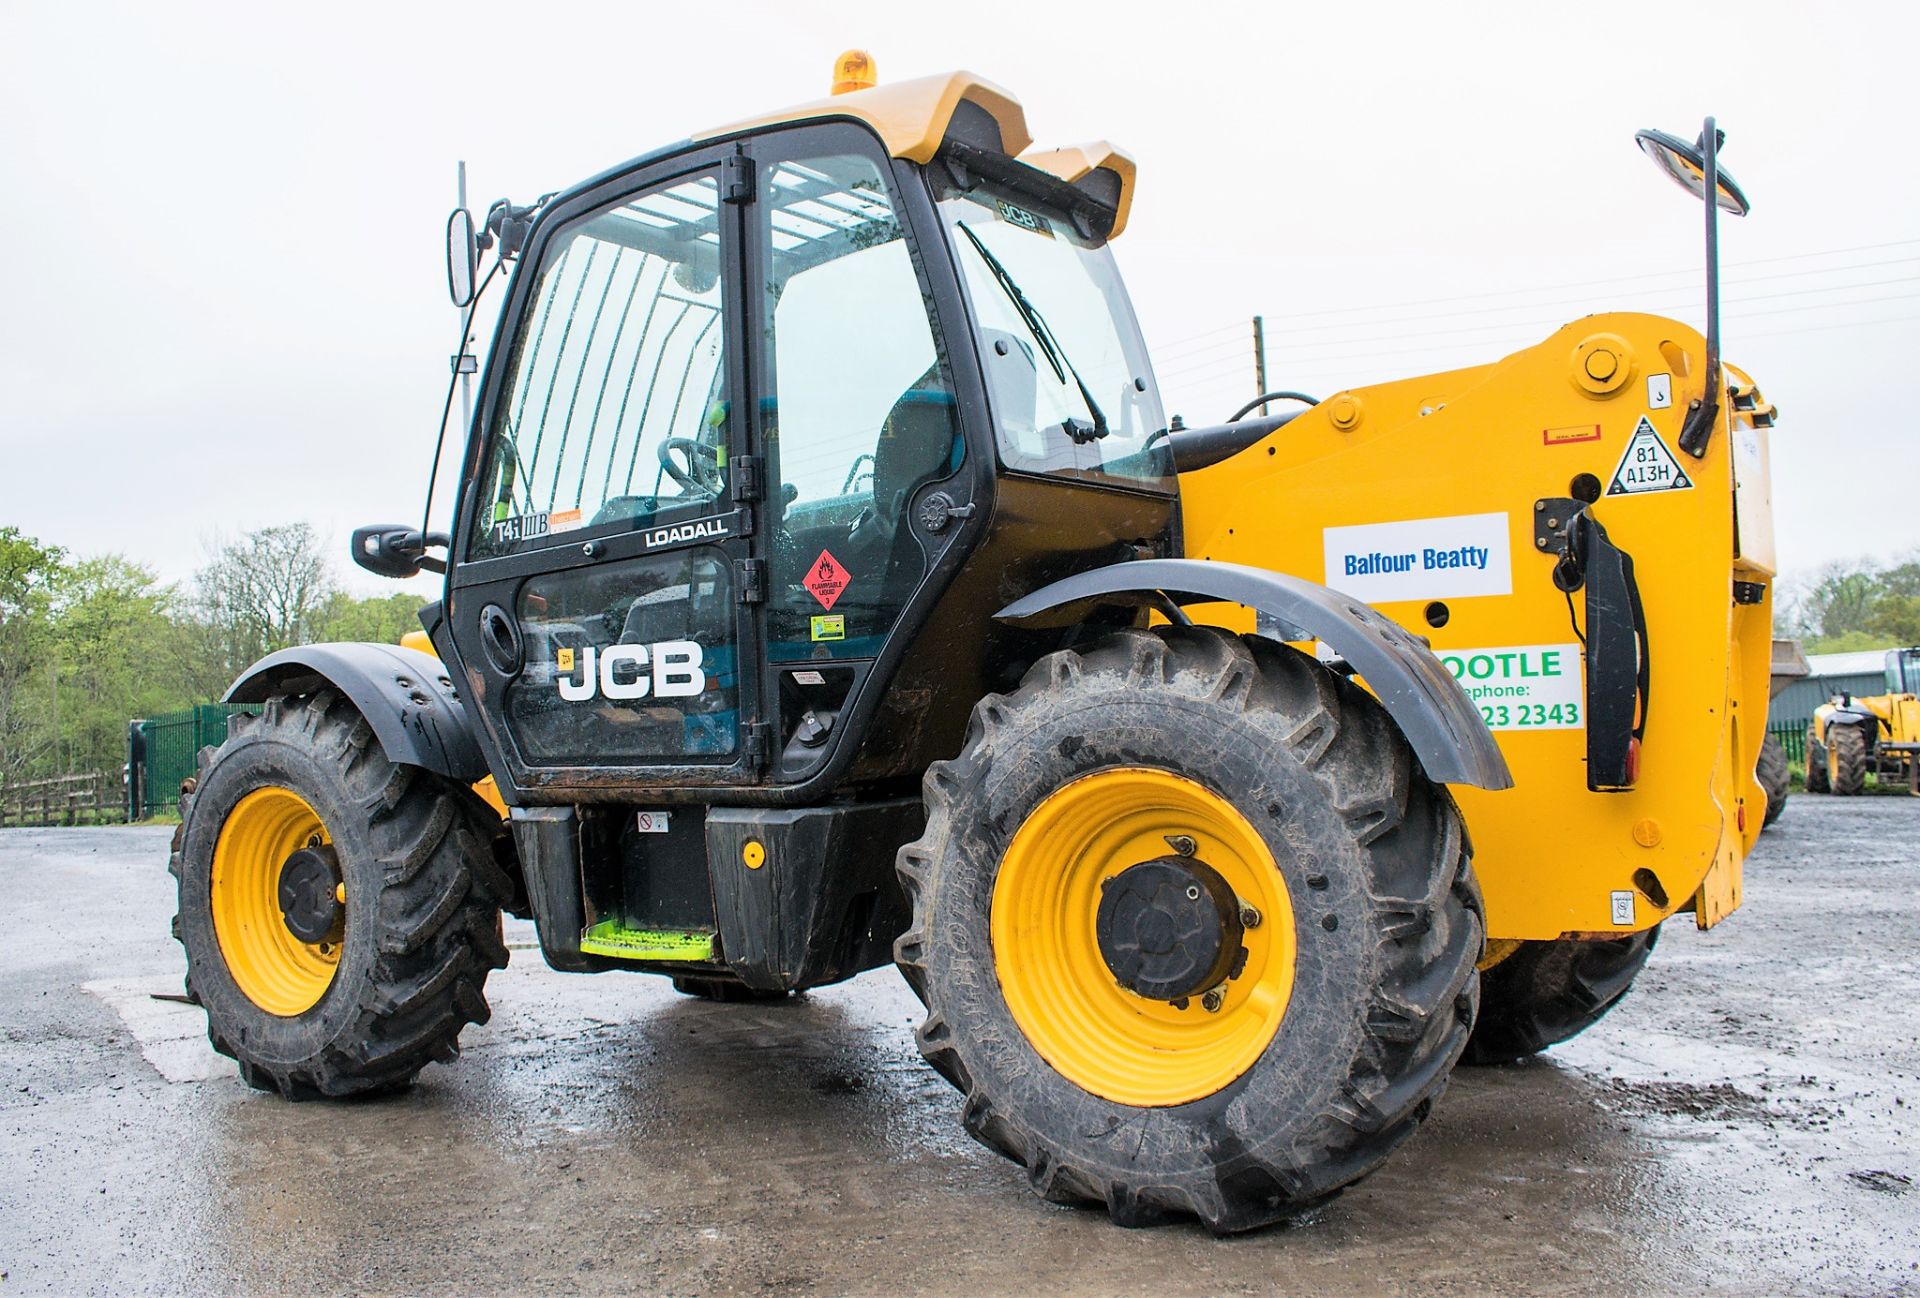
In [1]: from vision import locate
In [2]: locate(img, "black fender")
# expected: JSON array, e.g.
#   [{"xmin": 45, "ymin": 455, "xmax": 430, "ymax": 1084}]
[
  {"xmin": 224, "ymin": 643, "xmax": 490, "ymax": 784},
  {"xmin": 996, "ymin": 558, "xmax": 1513, "ymax": 790},
  {"xmin": 1821, "ymin": 705, "xmax": 1882, "ymax": 745}
]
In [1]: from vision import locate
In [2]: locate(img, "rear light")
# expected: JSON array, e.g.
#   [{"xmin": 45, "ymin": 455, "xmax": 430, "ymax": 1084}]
[{"xmin": 1624, "ymin": 736, "xmax": 1642, "ymax": 786}]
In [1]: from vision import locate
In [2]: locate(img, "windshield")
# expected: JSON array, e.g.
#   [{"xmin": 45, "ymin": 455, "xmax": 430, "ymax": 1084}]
[{"xmin": 938, "ymin": 180, "xmax": 1169, "ymax": 489}]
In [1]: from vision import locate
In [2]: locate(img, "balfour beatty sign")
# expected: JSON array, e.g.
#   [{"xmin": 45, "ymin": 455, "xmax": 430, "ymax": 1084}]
[{"xmin": 1322, "ymin": 512, "xmax": 1512, "ymax": 603}]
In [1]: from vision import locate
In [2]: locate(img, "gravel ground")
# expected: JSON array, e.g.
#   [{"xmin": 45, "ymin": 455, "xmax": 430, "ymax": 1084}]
[{"xmin": 1, "ymin": 792, "xmax": 1916, "ymax": 1296}]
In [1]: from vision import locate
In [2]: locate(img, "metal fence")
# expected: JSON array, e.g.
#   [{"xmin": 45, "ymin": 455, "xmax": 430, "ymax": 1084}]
[
  {"xmin": 1767, "ymin": 720, "xmax": 1806, "ymax": 765},
  {"xmin": 129, "ymin": 705, "xmax": 246, "ymax": 819}
]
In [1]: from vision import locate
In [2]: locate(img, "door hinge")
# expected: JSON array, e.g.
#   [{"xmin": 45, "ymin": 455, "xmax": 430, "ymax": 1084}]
[
  {"xmin": 743, "ymin": 721, "xmax": 775, "ymax": 766},
  {"xmin": 735, "ymin": 557, "xmax": 767, "ymax": 604},
  {"xmin": 730, "ymin": 453, "xmax": 764, "ymax": 502},
  {"xmin": 722, "ymin": 155, "xmax": 755, "ymax": 205}
]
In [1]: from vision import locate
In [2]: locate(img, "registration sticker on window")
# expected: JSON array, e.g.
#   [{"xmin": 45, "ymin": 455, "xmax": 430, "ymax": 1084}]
[{"xmin": 993, "ymin": 199, "xmax": 1053, "ymax": 238}]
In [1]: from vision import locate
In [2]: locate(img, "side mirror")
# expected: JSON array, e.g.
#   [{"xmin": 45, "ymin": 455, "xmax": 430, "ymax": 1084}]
[
  {"xmin": 351, "ymin": 524, "xmax": 451, "ymax": 579},
  {"xmin": 446, "ymin": 208, "xmax": 478, "ymax": 307},
  {"xmin": 1634, "ymin": 127, "xmax": 1750, "ymax": 216}
]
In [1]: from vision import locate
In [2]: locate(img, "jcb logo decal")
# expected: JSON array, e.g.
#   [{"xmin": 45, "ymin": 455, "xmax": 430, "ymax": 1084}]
[{"xmin": 557, "ymin": 641, "xmax": 707, "ymax": 701}]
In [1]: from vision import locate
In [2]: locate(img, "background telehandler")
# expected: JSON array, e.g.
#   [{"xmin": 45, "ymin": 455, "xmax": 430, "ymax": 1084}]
[
  {"xmin": 170, "ymin": 55, "xmax": 1776, "ymax": 1232},
  {"xmin": 1806, "ymin": 647, "xmax": 1920, "ymax": 795}
]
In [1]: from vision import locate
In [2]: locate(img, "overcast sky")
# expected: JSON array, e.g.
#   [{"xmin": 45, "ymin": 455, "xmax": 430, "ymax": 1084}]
[{"xmin": 4, "ymin": 2, "xmax": 1915, "ymax": 600}]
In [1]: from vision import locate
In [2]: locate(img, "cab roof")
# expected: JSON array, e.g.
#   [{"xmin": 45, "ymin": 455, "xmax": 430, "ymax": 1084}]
[{"xmin": 694, "ymin": 71, "xmax": 1136, "ymax": 239}]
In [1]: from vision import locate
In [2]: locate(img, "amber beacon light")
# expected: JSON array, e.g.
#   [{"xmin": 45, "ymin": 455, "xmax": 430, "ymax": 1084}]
[{"xmin": 831, "ymin": 49, "xmax": 878, "ymax": 95}]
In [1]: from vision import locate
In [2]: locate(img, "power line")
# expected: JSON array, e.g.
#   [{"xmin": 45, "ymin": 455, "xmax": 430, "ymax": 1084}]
[
  {"xmin": 1153, "ymin": 334, "xmax": 1246, "ymax": 364},
  {"xmin": 1248, "ymin": 238, "xmax": 1920, "ymax": 326},
  {"xmin": 1259, "ymin": 273, "xmax": 1920, "ymax": 355},
  {"xmin": 1192, "ymin": 294, "xmax": 1920, "ymax": 380},
  {"xmin": 1253, "ymin": 257, "xmax": 1920, "ymax": 343},
  {"xmin": 1152, "ymin": 320, "xmax": 1244, "ymax": 352},
  {"xmin": 1253, "ymin": 269, "xmax": 1920, "ymax": 340}
]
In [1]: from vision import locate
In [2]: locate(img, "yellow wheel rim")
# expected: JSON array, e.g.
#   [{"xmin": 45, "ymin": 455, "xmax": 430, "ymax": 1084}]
[
  {"xmin": 990, "ymin": 767, "xmax": 1297, "ymax": 1107},
  {"xmin": 211, "ymin": 787, "xmax": 342, "ymax": 1016}
]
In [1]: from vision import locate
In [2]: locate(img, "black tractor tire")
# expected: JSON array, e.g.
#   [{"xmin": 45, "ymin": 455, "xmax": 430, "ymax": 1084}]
[
  {"xmin": 1829, "ymin": 724, "xmax": 1869, "ymax": 796},
  {"xmin": 1804, "ymin": 726, "xmax": 1830, "ymax": 793},
  {"xmin": 170, "ymin": 691, "xmax": 511, "ymax": 1099},
  {"xmin": 1757, "ymin": 734, "xmax": 1790, "ymax": 828},
  {"xmin": 894, "ymin": 625, "xmax": 1483, "ymax": 1234},
  {"xmin": 1461, "ymin": 927, "xmax": 1658, "ymax": 1066},
  {"xmin": 670, "ymin": 976, "xmax": 798, "ymax": 1004}
]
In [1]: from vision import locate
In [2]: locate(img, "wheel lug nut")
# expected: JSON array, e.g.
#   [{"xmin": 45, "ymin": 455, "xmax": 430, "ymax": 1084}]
[
  {"xmin": 1239, "ymin": 904, "xmax": 1261, "ymax": 928},
  {"xmin": 1201, "ymin": 988, "xmax": 1225, "ymax": 1013},
  {"xmin": 1164, "ymin": 834, "xmax": 1197, "ymax": 857}
]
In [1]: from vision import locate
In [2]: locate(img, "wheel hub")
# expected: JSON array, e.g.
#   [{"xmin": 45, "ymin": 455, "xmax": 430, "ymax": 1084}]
[
  {"xmin": 277, "ymin": 844, "xmax": 343, "ymax": 945},
  {"xmin": 1095, "ymin": 856, "xmax": 1244, "ymax": 1002}
]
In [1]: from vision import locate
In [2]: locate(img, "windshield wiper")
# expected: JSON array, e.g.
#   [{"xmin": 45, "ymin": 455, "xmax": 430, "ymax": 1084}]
[{"xmin": 957, "ymin": 223, "xmax": 1109, "ymax": 443}]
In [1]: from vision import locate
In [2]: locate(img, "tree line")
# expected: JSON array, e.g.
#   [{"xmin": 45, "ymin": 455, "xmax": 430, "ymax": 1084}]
[
  {"xmin": 0, "ymin": 523, "xmax": 423, "ymax": 791},
  {"xmin": 1776, "ymin": 552, "xmax": 1920, "ymax": 654}
]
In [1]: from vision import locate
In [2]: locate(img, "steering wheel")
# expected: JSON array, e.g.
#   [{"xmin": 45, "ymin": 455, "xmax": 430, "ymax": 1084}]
[{"xmin": 658, "ymin": 438, "xmax": 725, "ymax": 498}]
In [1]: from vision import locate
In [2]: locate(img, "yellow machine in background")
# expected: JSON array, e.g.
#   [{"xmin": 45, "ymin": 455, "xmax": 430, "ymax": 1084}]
[{"xmin": 1806, "ymin": 647, "xmax": 1920, "ymax": 795}]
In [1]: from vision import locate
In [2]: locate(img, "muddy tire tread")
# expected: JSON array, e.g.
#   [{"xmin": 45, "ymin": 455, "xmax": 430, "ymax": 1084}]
[
  {"xmin": 1757, "ymin": 733, "xmax": 1790, "ymax": 828},
  {"xmin": 1829, "ymin": 724, "xmax": 1868, "ymax": 796},
  {"xmin": 1461, "ymin": 928, "xmax": 1657, "ymax": 1065},
  {"xmin": 894, "ymin": 625, "xmax": 1482, "ymax": 1233},
  {"xmin": 170, "ymin": 691, "xmax": 508, "ymax": 1099}
]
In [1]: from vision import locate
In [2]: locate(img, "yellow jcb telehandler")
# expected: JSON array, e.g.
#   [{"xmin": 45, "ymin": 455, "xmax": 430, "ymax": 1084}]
[
  {"xmin": 169, "ymin": 54, "xmax": 1775, "ymax": 1232},
  {"xmin": 1806, "ymin": 647, "xmax": 1920, "ymax": 795}
]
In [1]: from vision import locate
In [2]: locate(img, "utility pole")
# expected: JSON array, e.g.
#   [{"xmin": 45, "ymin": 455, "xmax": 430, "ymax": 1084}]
[{"xmin": 1252, "ymin": 315, "xmax": 1268, "ymax": 406}]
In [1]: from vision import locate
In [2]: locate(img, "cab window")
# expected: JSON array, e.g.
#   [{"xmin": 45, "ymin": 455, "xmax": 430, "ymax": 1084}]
[
  {"xmin": 759, "ymin": 150, "xmax": 960, "ymax": 660},
  {"xmin": 470, "ymin": 173, "xmax": 730, "ymax": 557}
]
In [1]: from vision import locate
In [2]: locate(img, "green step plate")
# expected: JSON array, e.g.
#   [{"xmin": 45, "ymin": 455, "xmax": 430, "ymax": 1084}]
[{"xmin": 579, "ymin": 921, "xmax": 715, "ymax": 962}]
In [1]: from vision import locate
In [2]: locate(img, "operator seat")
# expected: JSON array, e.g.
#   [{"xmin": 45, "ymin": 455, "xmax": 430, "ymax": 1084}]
[{"xmin": 850, "ymin": 364, "xmax": 960, "ymax": 620}]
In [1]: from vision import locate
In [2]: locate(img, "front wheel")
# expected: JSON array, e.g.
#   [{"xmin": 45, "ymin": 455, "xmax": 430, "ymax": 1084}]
[
  {"xmin": 171, "ymin": 692, "xmax": 511, "ymax": 1098},
  {"xmin": 895, "ymin": 626, "xmax": 1483, "ymax": 1233},
  {"xmin": 1829, "ymin": 724, "xmax": 1869, "ymax": 796}
]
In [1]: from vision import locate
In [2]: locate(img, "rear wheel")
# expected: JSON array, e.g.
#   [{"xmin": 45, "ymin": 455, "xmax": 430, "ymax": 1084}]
[
  {"xmin": 1757, "ymin": 734, "xmax": 1790, "ymax": 828},
  {"xmin": 895, "ymin": 626, "xmax": 1482, "ymax": 1233},
  {"xmin": 170, "ymin": 692, "xmax": 510, "ymax": 1098},
  {"xmin": 1804, "ymin": 726, "xmax": 1830, "ymax": 792},
  {"xmin": 1829, "ymin": 724, "xmax": 1869, "ymax": 795},
  {"xmin": 1461, "ymin": 928, "xmax": 1658, "ymax": 1065}
]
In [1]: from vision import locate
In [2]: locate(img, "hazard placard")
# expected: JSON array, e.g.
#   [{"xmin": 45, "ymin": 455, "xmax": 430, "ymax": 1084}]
[
  {"xmin": 1606, "ymin": 416, "xmax": 1692, "ymax": 496},
  {"xmin": 803, "ymin": 550, "xmax": 849, "ymax": 610}
]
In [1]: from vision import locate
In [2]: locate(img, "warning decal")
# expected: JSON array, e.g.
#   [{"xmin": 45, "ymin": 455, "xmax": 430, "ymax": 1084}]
[
  {"xmin": 1607, "ymin": 416, "xmax": 1693, "ymax": 496},
  {"xmin": 803, "ymin": 550, "xmax": 849, "ymax": 610}
]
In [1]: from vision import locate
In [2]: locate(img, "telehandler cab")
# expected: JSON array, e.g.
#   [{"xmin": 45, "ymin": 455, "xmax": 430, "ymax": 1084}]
[{"xmin": 172, "ymin": 55, "xmax": 1776, "ymax": 1232}]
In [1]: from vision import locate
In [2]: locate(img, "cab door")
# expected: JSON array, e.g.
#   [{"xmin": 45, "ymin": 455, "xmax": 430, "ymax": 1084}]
[
  {"xmin": 740, "ymin": 124, "xmax": 970, "ymax": 779},
  {"xmin": 447, "ymin": 148, "xmax": 764, "ymax": 797}
]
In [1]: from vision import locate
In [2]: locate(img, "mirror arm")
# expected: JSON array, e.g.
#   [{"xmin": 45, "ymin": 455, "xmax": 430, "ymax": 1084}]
[{"xmin": 1679, "ymin": 117, "xmax": 1722, "ymax": 459}]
